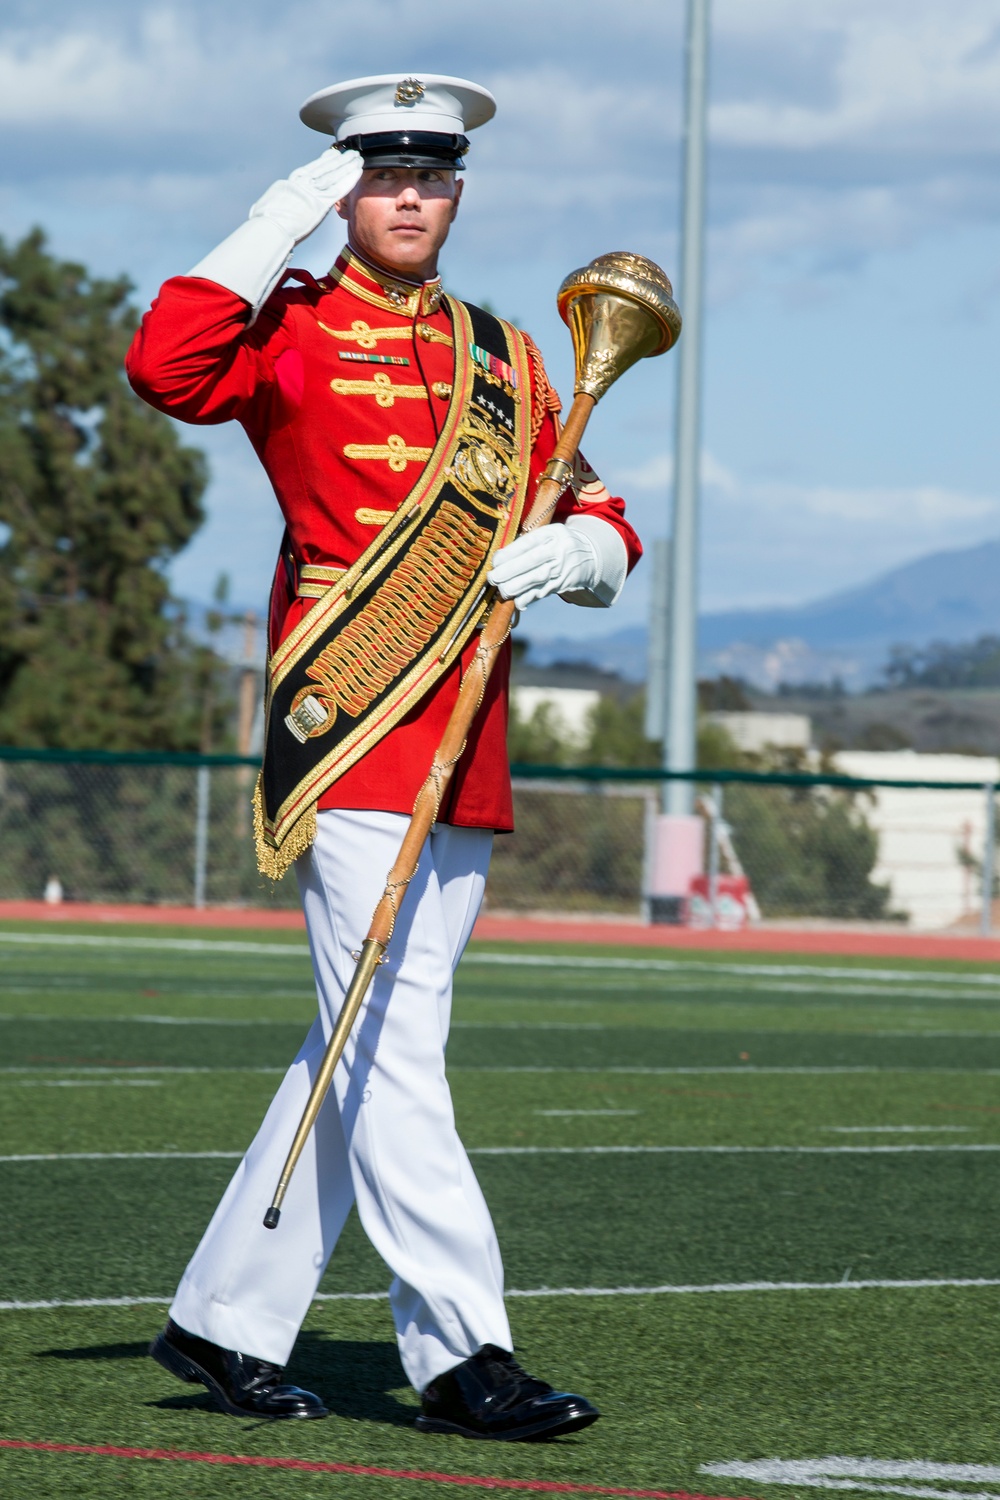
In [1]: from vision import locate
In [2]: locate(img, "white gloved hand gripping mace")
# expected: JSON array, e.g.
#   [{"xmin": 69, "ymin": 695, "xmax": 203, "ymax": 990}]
[{"xmin": 264, "ymin": 250, "xmax": 682, "ymax": 1229}]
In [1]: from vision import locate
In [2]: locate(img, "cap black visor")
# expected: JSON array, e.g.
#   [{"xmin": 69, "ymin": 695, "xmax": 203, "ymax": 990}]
[{"xmin": 337, "ymin": 131, "xmax": 469, "ymax": 170}]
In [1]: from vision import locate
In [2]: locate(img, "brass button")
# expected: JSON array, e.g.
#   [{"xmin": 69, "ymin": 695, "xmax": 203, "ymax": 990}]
[{"xmin": 432, "ymin": 381, "xmax": 452, "ymax": 399}]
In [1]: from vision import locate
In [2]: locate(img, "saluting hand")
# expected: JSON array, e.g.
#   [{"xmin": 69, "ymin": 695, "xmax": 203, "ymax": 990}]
[
  {"xmin": 187, "ymin": 148, "xmax": 363, "ymax": 314},
  {"xmin": 249, "ymin": 149, "xmax": 364, "ymax": 245}
]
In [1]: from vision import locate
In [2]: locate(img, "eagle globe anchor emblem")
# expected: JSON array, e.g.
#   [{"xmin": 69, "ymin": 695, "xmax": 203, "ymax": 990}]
[{"xmin": 453, "ymin": 437, "xmax": 514, "ymax": 509}]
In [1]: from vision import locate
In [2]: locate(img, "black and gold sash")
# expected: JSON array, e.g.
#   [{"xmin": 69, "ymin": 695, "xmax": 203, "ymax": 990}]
[{"xmin": 254, "ymin": 300, "xmax": 532, "ymax": 879}]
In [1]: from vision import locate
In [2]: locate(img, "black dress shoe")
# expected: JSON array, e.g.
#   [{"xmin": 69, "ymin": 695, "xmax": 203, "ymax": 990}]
[
  {"xmin": 150, "ymin": 1318, "xmax": 328, "ymax": 1419},
  {"xmin": 416, "ymin": 1344, "xmax": 599, "ymax": 1441}
]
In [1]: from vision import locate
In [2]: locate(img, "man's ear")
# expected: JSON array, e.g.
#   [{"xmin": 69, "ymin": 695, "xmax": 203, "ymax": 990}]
[{"xmin": 449, "ymin": 177, "xmax": 464, "ymax": 223}]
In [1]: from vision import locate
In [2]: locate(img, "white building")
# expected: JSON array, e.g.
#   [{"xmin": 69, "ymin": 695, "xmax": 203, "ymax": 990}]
[
  {"xmin": 832, "ymin": 750, "xmax": 999, "ymax": 930},
  {"xmin": 708, "ymin": 711, "xmax": 812, "ymax": 755},
  {"xmin": 511, "ymin": 686, "xmax": 600, "ymax": 752}
]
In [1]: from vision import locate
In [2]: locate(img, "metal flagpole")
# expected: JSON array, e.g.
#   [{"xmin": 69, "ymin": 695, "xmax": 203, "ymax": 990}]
[
  {"xmin": 981, "ymin": 780, "xmax": 996, "ymax": 937},
  {"xmin": 193, "ymin": 765, "xmax": 210, "ymax": 910},
  {"xmin": 643, "ymin": 537, "xmax": 671, "ymax": 743},
  {"xmin": 663, "ymin": 0, "xmax": 711, "ymax": 817}
]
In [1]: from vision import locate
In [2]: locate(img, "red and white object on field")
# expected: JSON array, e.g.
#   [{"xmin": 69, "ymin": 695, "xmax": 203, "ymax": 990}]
[
  {"xmin": 690, "ymin": 789, "xmax": 762, "ymax": 930},
  {"xmin": 688, "ymin": 873, "xmax": 752, "ymax": 930}
]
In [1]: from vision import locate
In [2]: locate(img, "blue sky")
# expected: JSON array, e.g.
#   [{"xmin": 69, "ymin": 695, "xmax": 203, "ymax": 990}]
[{"xmin": 4, "ymin": 0, "xmax": 1000, "ymax": 639}]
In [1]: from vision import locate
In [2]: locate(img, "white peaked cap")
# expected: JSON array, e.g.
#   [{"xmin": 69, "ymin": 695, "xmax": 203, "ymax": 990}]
[{"xmin": 300, "ymin": 73, "xmax": 496, "ymax": 141}]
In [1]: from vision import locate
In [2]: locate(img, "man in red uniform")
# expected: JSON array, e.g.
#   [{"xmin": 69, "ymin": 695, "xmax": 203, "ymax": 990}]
[{"xmin": 127, "ymin": 74, "xmax": 641, "ymax": 1441}]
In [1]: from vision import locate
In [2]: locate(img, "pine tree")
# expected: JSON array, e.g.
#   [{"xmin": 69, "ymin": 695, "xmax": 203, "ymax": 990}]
[{"xmin": 0, "ymin": 229, "xmax": 224, "ymax": 749}]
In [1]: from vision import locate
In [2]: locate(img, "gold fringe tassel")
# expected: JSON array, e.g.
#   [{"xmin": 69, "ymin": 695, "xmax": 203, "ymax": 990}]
[{"xmin": 253, "ymin": 774, "xmax": 318, "ymax": 881}]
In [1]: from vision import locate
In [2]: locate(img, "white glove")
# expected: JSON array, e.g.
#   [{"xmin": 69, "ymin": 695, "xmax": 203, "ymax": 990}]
[
  {"xmin": 488, "ymin": 515, "xmax": 628, "ymax": 610},
  {"xmin": 187, "ymin": 148, "xmax": 363, "ymax": 312}
]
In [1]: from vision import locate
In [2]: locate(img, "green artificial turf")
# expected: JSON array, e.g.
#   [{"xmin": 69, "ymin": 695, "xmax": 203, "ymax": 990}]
[
  {"xmin": 3, "ymin": 1148, "xmax": 1000, "ymax": 1304},
  {"xmin": 3, "ymin": 1290, "xmax": 1000, "ymax": 1498},
  {"xmin": 2, "ymin": 926, "xmax": 1000, "ymax": 1498},
  {"xmin": 10, "ymin": 1013, "xmax": 1000, "ymax": 1068}
]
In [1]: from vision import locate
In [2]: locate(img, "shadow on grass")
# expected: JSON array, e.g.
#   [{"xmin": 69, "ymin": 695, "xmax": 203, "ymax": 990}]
[
  {"xmin": 292, "ymin": 1331, "xmax": 416, "ymax": 1428},
  {"xmin": 37, "ymin": 1331, "xmax": 416, "ymax": 1429},
  {"xmin": 37, "ymin": 1340, "xmax": 151, "ymax": 1361}
]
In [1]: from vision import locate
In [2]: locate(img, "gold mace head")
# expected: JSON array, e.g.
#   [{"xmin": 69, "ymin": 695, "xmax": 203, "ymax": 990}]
[{"xmin": 557, "ymin": 251, "xmax": 682, "ymax": 402}]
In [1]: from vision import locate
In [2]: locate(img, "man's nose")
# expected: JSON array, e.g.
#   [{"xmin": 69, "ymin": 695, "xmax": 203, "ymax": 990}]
[{"xmin": 397, "ymin": 186, "xmax": 422, "ymax": 207}]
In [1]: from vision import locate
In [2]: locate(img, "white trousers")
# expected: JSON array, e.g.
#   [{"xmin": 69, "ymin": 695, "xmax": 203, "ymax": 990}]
[{"xmin": 170, "ymin": 809, "xmax": 512, "ymax": 1393}]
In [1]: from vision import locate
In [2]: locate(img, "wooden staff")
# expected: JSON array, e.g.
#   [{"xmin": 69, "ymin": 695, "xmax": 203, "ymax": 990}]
[{"xmin": 264, "ymin": 252, "xmax": 681, "ymax": 1228}]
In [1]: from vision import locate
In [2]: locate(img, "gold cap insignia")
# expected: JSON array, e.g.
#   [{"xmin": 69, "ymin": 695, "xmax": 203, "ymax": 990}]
[{"xmin": 395, "ymin": 78, "xmax": 425, "ymax": 104}]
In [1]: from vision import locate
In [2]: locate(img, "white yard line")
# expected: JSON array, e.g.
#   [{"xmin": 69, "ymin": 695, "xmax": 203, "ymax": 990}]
[
  {"xmin": 456, "ymin": 1065, "xmax": 1000, "ymax": 1075},
  {"xmin": 704, "ymin": 1459, "xmax": 1000, "ymax": 1486},
  {"xmin": 0, "ymin": 1296, "xmax": 175, "ymax": 1311},
  {"xmin": 4, "ymin": 1064, "xmax": 1000, "ymax": 1079},
  {"xmin": 728, "ymin": 984, "xmax": 1000, "ymax": 1001},
  {"xmin": 0, "ymin": 1066, "xmax": 284, "ymax": 1075},
  {"xmin": 0, "ymin": 1151, "xmax": 241, "ymax": 1163},
  {"xmin": 5, "ymin": 1016, "xmax": 1000, "ymax": 1045},
  {"xmin": 4, "ymin": 1143, "xmax": 1000, "ymax": 1164},
  {"xmin": 4, "ymin": 1016, "xmax": 1000, "ymax": 1044},
  {"xmin": 504, "ymin": 1278, "xmax": 1000, "ymax": 1296},
  {"xmin": 14, "ymin": 1080, "xmax": 163, "ymax": 1088},
  {"xmin": 2, "ymin": 929, "xmax": 999, "ymax": 987},
  {"xmin": 821, "ymin": 1126, "xmax": 972, "ymax": 1133},
  {"xmin": 5, "ymin": 1278, "xmax": 1000, "ymax": 1314},
  {"xmin": 0, "ymin": 932, "xmax": 310, "ymax": 956},
  {"xmin": 463, "ymin": 953, "xmax": 1000, "ymax": 987},
  {"xmin": 534, "ymin": 1109, "xmax": 640, "ymax": 1117},
  {"xmin": 5, "ymin": 1014, "xmax": 1000, "ymax": 1038},
  {"xmin": 468, "ymin": 1144, "xmax": 1000, "ymax": 1155},
  {"xmin": 0, "ymin": 1014, "xmax": 308, "ymax": 1027},
  {"xmin": 701, "ymin": 1458, "xmax": 1000, "ymax": 1500}
]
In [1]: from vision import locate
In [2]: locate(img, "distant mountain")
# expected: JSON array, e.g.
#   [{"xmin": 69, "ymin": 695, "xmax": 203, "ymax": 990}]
[{"xmin": 524, "ymin": 538, "xmax": 1000, "ymax": 689}]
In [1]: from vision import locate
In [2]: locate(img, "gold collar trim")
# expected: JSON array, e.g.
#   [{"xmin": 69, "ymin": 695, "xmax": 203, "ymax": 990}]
[{"xmin": 324, "ymin": 248, "xmax": 445, "ymax": 319}]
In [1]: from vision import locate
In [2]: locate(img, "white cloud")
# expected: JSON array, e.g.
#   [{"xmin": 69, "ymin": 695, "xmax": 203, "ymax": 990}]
[
  {"xmin": 615, "ymin": 450, "xmax": 761, "ymax": 499},
  {"xmin": 727, "ymin": 474, "xmax": 999, "ymax": 530},
  {"xmin": 0, "ymin": 14, "xmax": 217, "ymax": 129},
  {"xmin": 700, "ymin": 458, "xmax": 1000, "ymax": 610},
  {"xmin": 612, "ymin": 448, "xmax": 1000, "ymax": 612},
  {"xmin": 712, "ymin": 2, "xmax": 1000, "ymax": 152},
  {"xmin": 616, "ymin": 453, "xmax": 673, "ymax": 491},
  {"xmin": 5, "ymin": 0, "xmax": 1000, "ymax": 284},
  {"xmin": 5, "ymin": 0, "xmax": 1000, "ymax": 617}
]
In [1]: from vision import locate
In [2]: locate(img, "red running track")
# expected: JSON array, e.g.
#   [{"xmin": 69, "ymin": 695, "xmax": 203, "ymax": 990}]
[
  {"xmin": 1, "ymin": 898, "xmax": 1000, "ymax": 961},
  {"xmin": 0, "ymin": 1438, "xmax": 752, "ymax": 1500}
]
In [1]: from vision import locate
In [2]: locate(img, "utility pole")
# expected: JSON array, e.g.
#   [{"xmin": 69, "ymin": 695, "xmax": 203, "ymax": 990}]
[
  {"xmin": 235, "ymin": 611, "xmax": 259, "ymax": 837},
  {"xmin": 664, "ymin": 0, "xmax": 710, "ymax": 815},
  {"xmin": 645, "ymin": 0, "xmax": 711, "ymax": 921}
]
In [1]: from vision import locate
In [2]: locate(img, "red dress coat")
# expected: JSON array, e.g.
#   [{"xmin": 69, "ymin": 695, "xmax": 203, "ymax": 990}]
[{"xmin": 126, "ymin": 248, "xmax": 642, "ymax": 830}]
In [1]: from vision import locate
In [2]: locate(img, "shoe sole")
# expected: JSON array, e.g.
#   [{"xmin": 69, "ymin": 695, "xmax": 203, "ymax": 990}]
[
  {"xmin": 149, "ymin": 1333, "xmax": 328, "ymax": 1420},
  {"xmin": 415, "ymin": 1410, "xmax": 600, "ymax": 1442}
]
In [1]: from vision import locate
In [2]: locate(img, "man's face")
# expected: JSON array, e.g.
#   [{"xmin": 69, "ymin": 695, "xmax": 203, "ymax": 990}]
[{"xmin": 336, "ymin": 166, "xmax": 463, "ymax": 280}]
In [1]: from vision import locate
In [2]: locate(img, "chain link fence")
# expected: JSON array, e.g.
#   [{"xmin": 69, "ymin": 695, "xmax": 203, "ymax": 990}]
[
  {"xmin": 0, "ymin": 749, "xmax": 997, "ymax": 933},
  {"xmin": 0, "ymin": 750, "xmax": 285, "ymax": 909}
]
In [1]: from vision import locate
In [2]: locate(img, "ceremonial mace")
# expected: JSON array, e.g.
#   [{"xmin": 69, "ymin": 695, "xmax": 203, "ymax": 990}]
[{"xmin": 264, "ymin": 251, "xmax": 681, "ymax": 1229}]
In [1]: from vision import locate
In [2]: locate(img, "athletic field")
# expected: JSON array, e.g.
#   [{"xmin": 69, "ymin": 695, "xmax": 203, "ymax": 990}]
[{"xmin": 2, "ymin": 922, "xmax": 1000, "ymax": 1499}]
